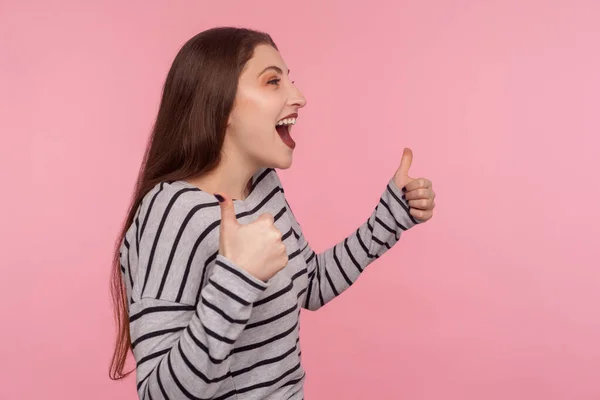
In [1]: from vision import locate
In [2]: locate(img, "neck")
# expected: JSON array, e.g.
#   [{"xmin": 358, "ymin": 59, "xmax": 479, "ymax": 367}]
[{"xmin": 187, "ymin": 154, "xmax": 258, "ymax": 201}]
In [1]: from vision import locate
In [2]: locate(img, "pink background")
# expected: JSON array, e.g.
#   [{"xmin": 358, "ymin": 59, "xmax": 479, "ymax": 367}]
[{"xmin": 2, "ymin": 0, "xmax": 599, "ymax": 399}]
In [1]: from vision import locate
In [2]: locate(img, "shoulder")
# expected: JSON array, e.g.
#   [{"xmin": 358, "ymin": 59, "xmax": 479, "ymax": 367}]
[
  {"xmin": 143, "ymin": 179, "xmax": 219, "ymax": 212},
  {"xmin": 137, "ymin": 180, "xmax": 222, "ymax": 249},
  {"xmin": 141, "ymin": 180, "xmax": 215, "ymax": 210},
  {"xmin": 134, "ymin": 181, "xmax": 223, "ymax": 303}
]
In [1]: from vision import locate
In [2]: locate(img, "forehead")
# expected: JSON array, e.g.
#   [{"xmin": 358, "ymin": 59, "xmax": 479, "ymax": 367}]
[{"xmin": 242, "ymin": 44, "xmax": 287, "ymax": 75}]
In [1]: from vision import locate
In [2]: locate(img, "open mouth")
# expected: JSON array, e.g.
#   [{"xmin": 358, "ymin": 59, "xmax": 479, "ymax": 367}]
[{"xmin": 276, "ymin": 117, "xmax": 296, "ymax": 149}]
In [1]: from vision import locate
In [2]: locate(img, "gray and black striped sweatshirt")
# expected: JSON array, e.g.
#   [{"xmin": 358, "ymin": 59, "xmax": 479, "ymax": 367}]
[{"xmin": 120, "ymin": 167, "xmax": 419, "ymax": 399}]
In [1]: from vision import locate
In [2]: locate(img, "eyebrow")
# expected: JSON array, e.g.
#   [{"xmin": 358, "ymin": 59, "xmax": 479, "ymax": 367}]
[{"xmin": 257, "ymin": 66, "xmax": 290, "ymax": 77}]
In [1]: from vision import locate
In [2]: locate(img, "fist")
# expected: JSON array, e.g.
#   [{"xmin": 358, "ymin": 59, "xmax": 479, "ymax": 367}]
[
  {"xmin": 393, "ymin": 148, "xmax": 436, "ymax": 222},
  {"xmin": 216, "ymin": 193, "xmax": 288, "ymax": 281}
]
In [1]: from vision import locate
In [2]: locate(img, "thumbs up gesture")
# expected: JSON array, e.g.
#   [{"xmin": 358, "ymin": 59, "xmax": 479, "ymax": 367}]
[
  {"xmin": 393, "ymin": 148, "xmax": 436, "ymax": 222},
  {"xmin": 215, "ymin": 193, "xmax": 288, "ymax": 282}
]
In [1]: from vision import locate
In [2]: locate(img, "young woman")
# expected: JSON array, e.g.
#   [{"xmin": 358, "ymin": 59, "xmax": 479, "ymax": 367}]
[{"xmin": 110, "ymin": 26, "xmax": 436, "ymax": 399}]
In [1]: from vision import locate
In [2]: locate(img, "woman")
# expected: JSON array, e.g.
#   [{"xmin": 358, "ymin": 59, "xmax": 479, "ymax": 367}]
[{"xmin": 110, "ymin": 26, "xmax": 436, "ymax": 399}]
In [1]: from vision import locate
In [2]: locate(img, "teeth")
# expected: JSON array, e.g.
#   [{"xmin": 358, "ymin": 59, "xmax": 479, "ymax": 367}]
[{"xmin": 277, "ymin": 118, "xmax": 296, "ymax": 126}]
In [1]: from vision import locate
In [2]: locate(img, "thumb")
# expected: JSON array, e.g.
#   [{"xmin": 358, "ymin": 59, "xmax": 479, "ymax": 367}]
[
  {"xmin": 397, "ymin": 148, "xmax": 413, "ymax": 178},
  {"xmin": 215, "ymin": 193, "xmax": 239, "ymax": 230}
]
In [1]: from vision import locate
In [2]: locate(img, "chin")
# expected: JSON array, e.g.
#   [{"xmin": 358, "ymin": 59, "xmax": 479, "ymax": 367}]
[
  {"xmin": 272, "ymin": 157, "xmax": 293, "ymax": 170},
  {"xmin": 265, "ymin": 153, "xmax": 293, "ymax": 170}
]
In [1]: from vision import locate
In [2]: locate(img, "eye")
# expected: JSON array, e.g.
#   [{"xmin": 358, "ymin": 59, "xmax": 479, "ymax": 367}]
[{"xmin": 268, "ymin": 78, "xmax": 281, "ymax": 86}]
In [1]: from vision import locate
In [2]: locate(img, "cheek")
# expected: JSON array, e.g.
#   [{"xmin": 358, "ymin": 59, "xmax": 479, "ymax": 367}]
[
  {"xmin": 240, "ymin": 87, "xmax": 282, "ymax": 117},
  {"xmin": 236, "ymin": 88, "xmax": 261, "ymax": 112},
  {"xmin": 230, "ymin": 89, "xmax": 283, "ymax": 145}
]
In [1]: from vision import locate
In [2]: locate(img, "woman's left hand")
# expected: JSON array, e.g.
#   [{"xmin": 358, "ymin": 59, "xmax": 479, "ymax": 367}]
[{"xmin": 393, "ymin": 148, "xmax": 436, "ymax": 222}]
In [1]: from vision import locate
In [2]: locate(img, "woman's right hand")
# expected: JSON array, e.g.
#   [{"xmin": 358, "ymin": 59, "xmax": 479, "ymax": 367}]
[{"xmin": 216, "ymin": 193, "xmax": 288, "ymax": 282}]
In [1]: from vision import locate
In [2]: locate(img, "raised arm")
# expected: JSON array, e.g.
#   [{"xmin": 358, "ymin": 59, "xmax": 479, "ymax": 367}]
[
  {"xmin": 287, "ymin": 148, "xmax": 436, "ymax": 311},
  {"xmin": 293, "ymin": 177, "xmax": 418, "ymax": 311}
]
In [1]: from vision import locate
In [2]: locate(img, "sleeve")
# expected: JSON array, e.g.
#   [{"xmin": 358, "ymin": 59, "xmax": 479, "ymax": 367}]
[
  {"xmin": 290, "ymin": 178, "xmax": 421, "ymax": 311},
  {"xmin": 129, "ymin": 189, "xmax": 269, "ymax": 399}
]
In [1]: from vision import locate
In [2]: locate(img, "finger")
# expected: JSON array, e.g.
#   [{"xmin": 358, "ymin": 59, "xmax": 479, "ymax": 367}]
[
  {"xmin": 279, "ymin": 242, "xmax": 287, "ymax": 253},
  {"xmin": 271, "ymin": 226, "xmax": 283, "ymax": 241},
  {"xmin": 257, "ymin": 212, "xmax": 275, "ymax": 225},
  {"xmin": 407, "ymin": 198, "xmax": 434, "ymax": 210},
  {"xmin": 403, "ymin": 187, "xmax": 433, "ymax": 201},
  {"xmin": 397, "ymin": 148, "xmax": 413, "ymax": 178},
  {"xmin": 402, "ymin": 178, "xmax": 431, "ymax": 192},
  {"xmin": 409, "ymin": 208, "xmax": 433, "ymax": 221},
  {"xmin": 215, "ymin": 193, "xmax": 239, "ymax": 228}
]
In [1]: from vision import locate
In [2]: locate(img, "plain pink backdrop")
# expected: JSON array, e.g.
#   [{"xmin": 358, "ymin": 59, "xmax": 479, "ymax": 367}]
[{"xmin": 1, "ymin": 0, "xmax": 599, "ymax": 399}]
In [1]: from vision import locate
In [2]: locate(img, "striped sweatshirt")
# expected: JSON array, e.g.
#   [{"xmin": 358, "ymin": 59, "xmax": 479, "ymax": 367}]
[{"xmin": 120, "ymin": 167, "xmax": 420, "ymax": 400}]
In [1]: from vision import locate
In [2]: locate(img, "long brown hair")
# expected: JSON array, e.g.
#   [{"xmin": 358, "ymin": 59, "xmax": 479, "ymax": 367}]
[{"xmin": 109, "ymin": 26, "xmax": 277, "ymax": 380}]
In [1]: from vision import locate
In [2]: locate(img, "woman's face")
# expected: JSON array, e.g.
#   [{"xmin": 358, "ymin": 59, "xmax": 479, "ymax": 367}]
[{"xmin": 225, "ymin": 44, "xmax": 307, "ymax": 170}]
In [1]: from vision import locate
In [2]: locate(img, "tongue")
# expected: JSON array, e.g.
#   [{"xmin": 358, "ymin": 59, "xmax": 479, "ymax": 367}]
[{"xmin": 276, "ymin": 125, "xmax": 296, "ymax": 149}]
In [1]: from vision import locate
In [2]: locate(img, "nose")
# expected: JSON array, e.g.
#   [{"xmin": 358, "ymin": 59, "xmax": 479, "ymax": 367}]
[{"xmin": 288, "ymin": 82, "xmax": 307, "ymax": 109}]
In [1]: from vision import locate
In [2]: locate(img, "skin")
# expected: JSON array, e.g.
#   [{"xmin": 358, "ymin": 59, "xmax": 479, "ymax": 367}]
[{"xmin": 393, "ymin": 148, "xmax": 436, "ymax": 222}]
